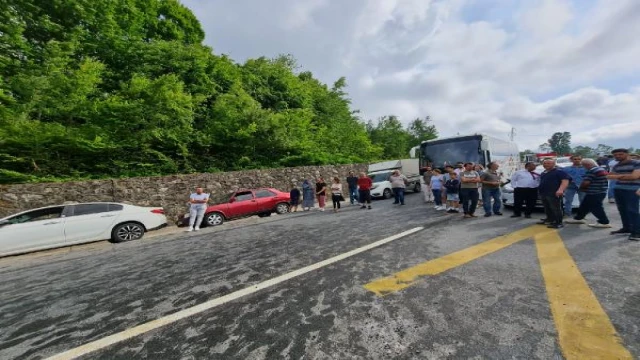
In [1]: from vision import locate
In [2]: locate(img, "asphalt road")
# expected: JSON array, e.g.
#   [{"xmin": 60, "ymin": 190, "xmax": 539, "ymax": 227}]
[{"xmin": 0, "ymin": 193, "xmax": 638, "ymax": 359}]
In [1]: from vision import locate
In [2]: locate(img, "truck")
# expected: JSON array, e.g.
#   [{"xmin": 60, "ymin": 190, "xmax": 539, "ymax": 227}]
[{"xmin": 367, "ymin": 159, "xmax": 422, "ymax": 199}]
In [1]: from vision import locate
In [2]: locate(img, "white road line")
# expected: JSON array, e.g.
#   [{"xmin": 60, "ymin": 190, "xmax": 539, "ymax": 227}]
[{"xmin": 45, "ymin": 226, "xmax": 424, "ymax": 360}]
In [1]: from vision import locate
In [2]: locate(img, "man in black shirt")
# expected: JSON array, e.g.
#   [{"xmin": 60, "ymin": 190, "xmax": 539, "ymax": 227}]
[
  {"xmin": 537, "ymin": 159, "xmax": 571, "ymax": 228},
  {"xmin": 346, "ymin": 171, "xmax": 359, "ymax": 205}
]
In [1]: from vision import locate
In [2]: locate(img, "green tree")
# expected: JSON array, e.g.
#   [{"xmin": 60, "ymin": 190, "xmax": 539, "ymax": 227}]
[
  {"xmin": 572, "ymin": 145, "xmax": 595, "ymax": 158},
  {"xmin": 407, "ymin": 116, "xmax": 438, "ymax": 145},
  {"xmin": 548, "ymin": 132, "xmax": 572, "ymax": 155}
]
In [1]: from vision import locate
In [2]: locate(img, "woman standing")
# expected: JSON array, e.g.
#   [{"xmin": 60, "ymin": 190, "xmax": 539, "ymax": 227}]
[
  {"xmin": 430, "ymin": 169, "xmax": 445, "ymax": 210},
  {"xmin": 316, "ymin": 177, "xmax": 327, "ymax": 212},
  {"xmin": 330, "ymin": 177, "xmax": 344, "ymax": 213},
  {"xmin": 301, "ymin": 179, "xmax": 315, "ymax": 211}
]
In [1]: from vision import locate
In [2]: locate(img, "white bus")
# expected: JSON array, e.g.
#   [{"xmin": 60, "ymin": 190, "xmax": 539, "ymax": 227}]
[{"xmin": 413, "ymin": 134, "xmax": 520, "ymax": 180}]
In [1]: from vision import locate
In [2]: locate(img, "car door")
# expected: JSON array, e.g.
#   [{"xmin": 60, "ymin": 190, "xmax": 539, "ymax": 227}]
[
  {"xmin": 226, "ymin": 191, "xmax": 259, "ymax": 218},
  {"xmin": 63, "ymin": 203, "xmax": 120, "ymax": 243},
  {"xmin": 255, "ymin": 189, "xmax": 278, "ymax": 212},
  {"xmin": 0, "ymin": 206, "xmax": 66, "ymax": 255}
]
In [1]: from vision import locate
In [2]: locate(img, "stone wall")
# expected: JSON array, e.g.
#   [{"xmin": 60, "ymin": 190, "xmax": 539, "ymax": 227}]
[{"xmin": 0, "ymin": 164, "xmax": 368, "ymax": 223}]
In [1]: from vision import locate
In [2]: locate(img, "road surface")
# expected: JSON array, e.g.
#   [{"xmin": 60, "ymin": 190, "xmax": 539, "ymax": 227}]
[{"xmin": 0, "ymin": 193, "xmax": 638, "ymax": 359}]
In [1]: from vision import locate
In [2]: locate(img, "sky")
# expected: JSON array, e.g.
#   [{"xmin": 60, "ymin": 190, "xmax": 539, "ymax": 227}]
[{"xmin": 181, "ymin": 0, "xmax": 640, "ymax": 151}]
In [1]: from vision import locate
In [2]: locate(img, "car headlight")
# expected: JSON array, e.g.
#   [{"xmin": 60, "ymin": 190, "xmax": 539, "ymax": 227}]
[{"xmin": 371, "ymin": 184, "xmax": 379, "ymax": 189}]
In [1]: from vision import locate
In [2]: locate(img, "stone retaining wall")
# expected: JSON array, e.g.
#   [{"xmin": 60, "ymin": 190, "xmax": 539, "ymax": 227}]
[{"xmin": 0, "ymin": 164, "xmax": 368, "ymax": 223}]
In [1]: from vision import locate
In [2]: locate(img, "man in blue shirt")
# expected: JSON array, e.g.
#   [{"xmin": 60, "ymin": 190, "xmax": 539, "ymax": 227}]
[
  {"xmin": 607, "ymin": 149, "xmax": 640, "ymax": 241},
  {"xmin": 562, "ymin": 155, "xmax": 586, "ymax": 216},
  {"xmin": 537, "ymin": 159, "xmax": 571, "ymax": 228}
]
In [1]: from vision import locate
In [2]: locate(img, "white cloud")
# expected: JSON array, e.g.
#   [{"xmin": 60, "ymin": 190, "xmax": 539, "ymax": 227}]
[{"xmin": 181, "ymin": 0, "xmax": 640, "ymax": 150}]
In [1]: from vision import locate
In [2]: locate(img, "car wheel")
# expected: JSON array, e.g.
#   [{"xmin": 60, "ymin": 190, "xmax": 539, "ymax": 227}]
[
  {"xmin": 111, "ymin": 222, "xmax": 145, "ymax": 243},
  {"xmin": 383, "ymin": 188, "xmax": 392, "ymax": 199},
  {"xmin": 413, "ymin": 182, "xmax": 421, "ymax": 193},
  {"xmin": 276, "ymin": 203, "xmax": 290, "ymax": 214},
  {"xmin": 205, "ymin": 212, "xmax": 224, "ymax": 226},
  {"xmin": 258, "ymin": 213, "xmax": 272, "ymax": 218}
]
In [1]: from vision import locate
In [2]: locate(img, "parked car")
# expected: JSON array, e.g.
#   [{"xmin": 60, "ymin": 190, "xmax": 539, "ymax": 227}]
[
  {"xmin": 502, "ymin": 165, "xmax": 580, "ymax": 209},
  {"xmin": 0, "ymin": 202, "xmax": 168, "ymax": 257},
  {"xmin": 178, "ymin": 188, "xmax": 291, "ymax": 228}
]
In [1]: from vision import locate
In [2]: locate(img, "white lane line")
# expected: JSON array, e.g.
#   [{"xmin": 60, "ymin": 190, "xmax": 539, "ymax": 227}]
[{"xmin": 46, "ymin": 226, "xmax": 424, "ymax": 360}]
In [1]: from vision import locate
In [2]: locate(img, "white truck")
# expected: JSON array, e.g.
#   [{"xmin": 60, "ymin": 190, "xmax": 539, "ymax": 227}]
[{"xmin": 368, "ymin": 159, "xmax": 422, "ymax": 199}]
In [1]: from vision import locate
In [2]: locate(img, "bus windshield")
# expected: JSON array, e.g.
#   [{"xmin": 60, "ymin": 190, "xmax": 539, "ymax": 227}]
[{"xmin": 422, "ymin": 139, "xmax": 482, "ymax": 168}]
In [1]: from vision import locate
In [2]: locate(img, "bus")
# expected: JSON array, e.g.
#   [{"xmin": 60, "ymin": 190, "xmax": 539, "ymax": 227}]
[{"xmin": 413, "ymin": 134, "xmax": 520, "ymax": 179}]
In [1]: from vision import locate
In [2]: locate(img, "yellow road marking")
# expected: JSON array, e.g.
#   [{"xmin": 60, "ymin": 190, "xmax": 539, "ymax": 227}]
[
  {"xmin": 364, "ymin": 225, "xmax": 545, "ymax": 296},
  {"xmin": 534, "ymin": 231, "xmax": 633, "ymax": 360}
]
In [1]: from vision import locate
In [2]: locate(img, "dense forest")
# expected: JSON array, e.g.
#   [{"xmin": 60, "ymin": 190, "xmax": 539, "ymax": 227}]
[{"xmin": 0, "ymin": 0, "xmax": 437, "ymax": 184}]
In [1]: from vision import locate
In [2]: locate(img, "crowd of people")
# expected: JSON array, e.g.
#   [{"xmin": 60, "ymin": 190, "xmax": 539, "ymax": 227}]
[{"xmin": 184, "ymin": 149, "xmax": 639, "ymax": 241}]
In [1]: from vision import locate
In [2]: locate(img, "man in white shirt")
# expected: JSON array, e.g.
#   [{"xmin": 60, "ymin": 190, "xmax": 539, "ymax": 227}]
[
  {"xmin": 186, "ymin": 187, "xmax": 209, "ymax": 232},
  {"xmin": 510, "ymin": 162, "xmax": 540, "ymax": 218}
]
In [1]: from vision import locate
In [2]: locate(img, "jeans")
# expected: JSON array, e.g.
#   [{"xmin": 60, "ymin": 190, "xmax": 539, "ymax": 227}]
[
  {"xmin": 563, "ymin": 186, "xmax": 585, "ymax": 215},
  {"xmin": 432, "ymin": 189, "xmax": 442, "ymax": 206},
  {"xmin": 614, "ymin": 189, "xmax": 640, "ymax": 233},
  {"xmin": 359, "ymin": 189, "xmax": 371, "ymax": 204},
  {"xmin": 574, "ymin": 193, "xmax": 609, "ymax": 224},
  {"xmin": 513, "ymin": 188, "xmax": 537, "ymax": 216},
  {"xmin": 189, "ymin": 207, "xmax": 205, "ymax": 228},
  {"xmin": 349, "ymin": 187, "xmax": 358, "ymax": 204},
  {"xmin": 608, "ymin": 180, "xmax": 617, "ymax": 200},
  {"xmin": 393, "ymin": 188, "xmax": 405, "ymax": 205},
  {"xmin": 541, "ymin": 195, "xmax": 564, "ymax": 225},
  {"xmin": 482, "ymin": 188, "xmax": 502, "ymax": 215},
  {"xmin": 332, "ymin": 194, "xmax": 342, "ymax": 209},
  {"xmin": 459, "ymin": 188, "xmax": 479, "ymax": 215}
]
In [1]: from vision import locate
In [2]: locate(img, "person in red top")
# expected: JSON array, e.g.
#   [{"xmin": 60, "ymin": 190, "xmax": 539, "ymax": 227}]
[{"xmin": 357, "ymin": 172, "xmax": 373, "ymax": 209}]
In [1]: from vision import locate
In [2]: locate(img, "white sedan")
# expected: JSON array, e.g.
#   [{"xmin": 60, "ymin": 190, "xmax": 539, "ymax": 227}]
[
  {"xmin": 502, "ymin": 166, "xmax": 580, "ymax": 209},
  {"xmin": 0, "ymin": 202, "xmax": 167, "ymax": 257}
]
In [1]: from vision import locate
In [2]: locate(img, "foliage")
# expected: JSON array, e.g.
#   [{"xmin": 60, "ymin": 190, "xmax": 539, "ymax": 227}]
[
  {"xmin": 547, "ymin": 132, "xmax": 572, "ymax": 155},
  {"xmin": 0, "ymin": 0, "xmax": 434, "ymax": 184}
]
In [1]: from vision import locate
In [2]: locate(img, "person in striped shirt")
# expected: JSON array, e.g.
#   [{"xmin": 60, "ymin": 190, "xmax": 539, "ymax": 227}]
[
  {"xmin": 565, "ymin": 159, "xmax": 610, "ymax": 228},
  {"xmin": 607, "ymin": 148, "xmax": 640, "ymax": 241}
]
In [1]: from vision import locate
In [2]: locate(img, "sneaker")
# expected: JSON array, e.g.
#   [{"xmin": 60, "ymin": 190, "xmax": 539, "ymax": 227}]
[
  {"xmin": 360, "ymin": 206, "xmax": 367, "ymax": 209},
  {"xmin": 610, "ymin": 229, "xmax": 630, "ymax": 235},
  {"xmin": 367, "ymin": 206, "xmax": 372, "ymax": 210},
  {"xmin": 537, "ymin": 220, "xmax": 551, "ymax": 225},
  {"xmin": 185, "ymin": 227, "xmax": 193, "ymax": 232},
  {"xmin": 565, "ymin": 219, "xmax": 586, "ymax": 224},
  {"xmin": 484, "ymin": 213, "xmax": 492, "ymax": 217},
  {"xmin": 446, "ymin": 209, "xmax": 457, "ymax": 213},
  {"xmin": 469, "ymin": 213, "xmax": 477, "ymax": 218},
  {"xmin": 588, "ymin": 223, "xmax": 612, "ymax": 229},
  {"xmin": 463, "ymin": 214, "xmax": 471, "ymax": 218},
  {"xmin": 194, "ymin": 227, "xmax": 200, "ymax": 231},
  {"xmin": 629, "ymin": 234, "xmax": 640, "ymax": 241},
  {"xmin": 320, "ymin": 208, "xmax": 325, "ymax": 212},
  {"xmin": 547, "ymin": 224, "xmax": 564, "ymax": 229},
  {"xmin": 494, "ymin": 212, "xmax": 503, "ymax": 216}
]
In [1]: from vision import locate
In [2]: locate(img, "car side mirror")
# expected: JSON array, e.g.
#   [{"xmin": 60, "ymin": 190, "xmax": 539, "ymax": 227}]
[{"xmin": 229, "ymin": 197, "xmax": 236, "ymax": 203}]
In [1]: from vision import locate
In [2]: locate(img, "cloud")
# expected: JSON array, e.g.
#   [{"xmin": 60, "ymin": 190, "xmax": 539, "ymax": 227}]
[{"xmin": 181, "ymin": 0, "xmax": 640, "ymax": 150}]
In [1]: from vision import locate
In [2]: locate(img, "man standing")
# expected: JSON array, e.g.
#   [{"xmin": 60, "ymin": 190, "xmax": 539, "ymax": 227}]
[
  {"xmin": 563, "ymin": 155, "xmax": 586, "ymax": 216},
  {"xmin": 357, "ymin": 172, "xmax": 373, "ymax": 210},
  {"xmin": 607, "ymin": 149, "xmax": 640, "ymax": 241},
  {"xmin": 442, "ymin": 165, "xmax": 454, "ymax": 208},
  {"xmin": 186, "ymin": 187, "xmax": 209, "ymax": 232},
  {"xmin": 459, "ymin": 162, "xmax": 481, "ymax": 218},
  {"xmin": 537, "ymin": 159, "xmax": 571, "ymax": 229},
  {"xmin": 315, "ymin": 177, "xmax": 327, "ymax": 212},
  {"xmin": 510, "ymin": 162, "xmax": 540, "ymax": 219},
  {"xmin": 480, "ymin": 162, "xmax": 503, "ymax": 217},
  {"xmin": 389, "ymin": 170, "xmax": 408, "ymax": 205},
  {"xmin": 422, "ymin": 167, "xmax": 434, "ymax": 203},
  {"xmin": 346, "ymin": 171, "xmax": 359, "ymax": 205},
  {"xmin": 565, "ymin": 159, "xmax": 610, "ymax": 228}
]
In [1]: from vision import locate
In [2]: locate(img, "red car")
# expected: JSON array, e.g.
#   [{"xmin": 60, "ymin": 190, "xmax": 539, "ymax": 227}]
[{"xmin": 178, "ymin": 188, "xmax": 291, "ymax": 228}]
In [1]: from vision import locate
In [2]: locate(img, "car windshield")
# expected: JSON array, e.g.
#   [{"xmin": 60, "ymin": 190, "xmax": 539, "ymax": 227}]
[
  {"xmin": 369, "ymin": 172, "xmax": 392, "ymax": 183},
  {"xmin": 422, "ymin": 139, "xmax": 482, "ymax": 168},
  {"xmin": 211, "ymin": 192, "xmax": 235, "ymax": 205}
]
